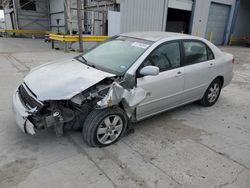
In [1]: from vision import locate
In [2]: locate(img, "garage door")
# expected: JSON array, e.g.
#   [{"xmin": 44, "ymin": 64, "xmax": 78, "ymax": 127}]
[{"xmin": 205, "ymin": 3, "xmax": 231, "ymax": 45}]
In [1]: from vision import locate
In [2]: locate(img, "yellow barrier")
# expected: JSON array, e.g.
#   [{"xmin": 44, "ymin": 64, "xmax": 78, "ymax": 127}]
[
  {"xmin": 0, "ymin": 29, "xmax": 47, "ymax": 34},
  {"xmin": 209, "ymin": 32, "xmax": 213, "ymax": 43},
  {"xmin": 229, "ymin": 34, "xmax": 245, "ymax": 46},
  {"xmin": 49, "ymin": 34, "xmax": 110, "ymax": 52},
  {"xmin": 49, "ymin": 34, "xmax": 110, "ymax": 42}
]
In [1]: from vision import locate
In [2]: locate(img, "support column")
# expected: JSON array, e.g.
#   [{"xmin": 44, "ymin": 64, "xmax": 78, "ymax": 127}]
[
  {"xmin": 77, "ymin": 0, "xmax": 83, "ymax": 52},
  {"xmin": 66, "ymin": 0, "xmax": 72, "ymax": 35}
]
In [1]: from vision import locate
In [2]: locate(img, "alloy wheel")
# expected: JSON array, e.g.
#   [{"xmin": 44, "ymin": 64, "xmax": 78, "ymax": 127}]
[
  {"xmin": 96, "ymin": 115, "xmax": 123, "ymax": 145},
  {"xmin": 208, "ymin": 83, "xmax": 220, "ymax": 103}
]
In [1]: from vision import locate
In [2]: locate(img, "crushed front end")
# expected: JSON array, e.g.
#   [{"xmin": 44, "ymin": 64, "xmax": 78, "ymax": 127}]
[
  {"xmin": 12, "ymin": 83, "xmax": 91, "ymax": 136},
  {"xmin": 13, "ymin": 74, "xmax": 146, "ymax": 137},
  {"xmin": 12, "ymin": 79, "xmax": 112, "ymax": 136}
]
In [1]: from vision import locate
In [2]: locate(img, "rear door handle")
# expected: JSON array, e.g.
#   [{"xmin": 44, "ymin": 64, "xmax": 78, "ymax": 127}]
[
  {"xmin": 208, "ymin": 63, "xmax": 214, "ymax": 68},
  {"xmin": 175, "ymin": 71, "xmax": 183, "ymax": 77}
]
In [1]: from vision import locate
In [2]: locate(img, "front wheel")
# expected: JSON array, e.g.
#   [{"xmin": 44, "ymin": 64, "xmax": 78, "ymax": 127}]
[
  {"xmin": 200, "ymin": 78, "xmax": 222, "ymax": 107},
  {"xmin": 82, "ymin": 107, "xmax": 128, "ymax": 147}
]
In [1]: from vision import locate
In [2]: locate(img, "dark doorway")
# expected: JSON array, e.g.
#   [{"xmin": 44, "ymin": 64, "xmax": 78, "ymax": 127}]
[
  {"xmin": 166, "ymin": 8, "xmax": 192, "ymax": 34},
  {"xmin": 20, "ymin": 0, "xmax": 36, "ymax": 11}
]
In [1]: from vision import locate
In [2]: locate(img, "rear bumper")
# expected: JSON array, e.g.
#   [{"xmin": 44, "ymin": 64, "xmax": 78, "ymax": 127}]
[{"xmin": 12, "ymin": 89, "xmax": 36, "ymax": 135}]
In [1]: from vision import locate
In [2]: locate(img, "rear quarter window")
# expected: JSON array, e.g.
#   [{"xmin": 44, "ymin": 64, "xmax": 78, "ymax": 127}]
[{"xmin": 207, "ymin": 46, "xmax": 215, "ymax": 60}]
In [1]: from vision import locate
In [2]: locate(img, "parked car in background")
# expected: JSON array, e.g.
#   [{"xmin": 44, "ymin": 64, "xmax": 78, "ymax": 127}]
[{"xmin": 13, "ymin": 32, "xmax": 234, "ymax": 147}]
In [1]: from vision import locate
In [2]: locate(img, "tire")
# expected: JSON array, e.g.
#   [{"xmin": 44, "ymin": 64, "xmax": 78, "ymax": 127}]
[
  {"xmin": 200, "ymin": 78, "xmax": 222, "ymax": 107},
  {"xmin": 82, "ymin": 107, "xmax": 128, "ymax": 147}
]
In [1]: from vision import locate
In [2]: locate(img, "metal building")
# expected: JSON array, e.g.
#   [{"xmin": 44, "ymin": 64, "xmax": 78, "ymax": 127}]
[
  {"xmin": 49, "ymin": 0, "xmax": 119, "ymax": 35},
  {"xmin": 119, "ymin": 0, "xmax": 250, "ymax": 45},
  {"xmin": 2, "ymin": 0, "xmax": 49, "ymax": 30},
  {"xmin": 232, "ymin": 0, "xmax": 250, "ymax": 42},
  {"xmin": 1, "ymin": 0, "xmax": 249, "ymax": 45},
  {"xmin": 1, "ymin": 0, "xmax": 119, "ymax": 35}
]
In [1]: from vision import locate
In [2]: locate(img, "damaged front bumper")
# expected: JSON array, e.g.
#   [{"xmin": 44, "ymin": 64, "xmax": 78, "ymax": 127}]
[{"xmin": 12, "ymin": 89, "xmax": 36, "ymax": 135}]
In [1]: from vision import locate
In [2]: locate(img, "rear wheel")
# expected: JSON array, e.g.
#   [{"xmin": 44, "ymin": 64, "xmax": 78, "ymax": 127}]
[
  {"xmin": 200, "ymin": 78, "xmax": 222, "ymax": 107},
  {"xmin": 82, "ymin": 107, "xmax": 127, "ymax": 147}
]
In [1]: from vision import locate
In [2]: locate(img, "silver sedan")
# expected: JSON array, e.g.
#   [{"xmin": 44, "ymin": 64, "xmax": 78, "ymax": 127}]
[{"xmin": 13, "ymin": 32, "xmax": 234, "ymax": 147}]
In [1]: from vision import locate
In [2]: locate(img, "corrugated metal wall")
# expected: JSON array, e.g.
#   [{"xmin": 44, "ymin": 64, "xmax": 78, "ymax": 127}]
[
  {"xmin": 15, "ymin": 0, "xmax": 49, "ymax": 30},
  {"xmin": 120, "ymin": 0, "xmax": 168, "ymax": 33},
  {"xmin": 233, "ymin": 0, "xmax": 250, "ymax": 38},
  {"xmin": 205, "ymin": 3, "xmax": 231, "ymax": 45}
]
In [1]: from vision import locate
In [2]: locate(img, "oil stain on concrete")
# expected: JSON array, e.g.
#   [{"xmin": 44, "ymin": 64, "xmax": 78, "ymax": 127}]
[{"xmin": 0, "ymin": 157, "xmax": 37, "ymax": 187}]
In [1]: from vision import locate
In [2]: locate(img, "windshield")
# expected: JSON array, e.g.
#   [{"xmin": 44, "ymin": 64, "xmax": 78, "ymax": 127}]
[{"xmin": 81, "ymin": 36, "xmax": 152, "ymax": 75}]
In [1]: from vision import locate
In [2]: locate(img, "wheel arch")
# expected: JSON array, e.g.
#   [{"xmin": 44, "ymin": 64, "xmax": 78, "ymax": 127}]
[
  {"xmin": 118, "ymin": 101, "xmax": 136, "ymax": 122},
  {"xmin": 216, "ymin": 76, "xmax": 224, "ymax": 87}
]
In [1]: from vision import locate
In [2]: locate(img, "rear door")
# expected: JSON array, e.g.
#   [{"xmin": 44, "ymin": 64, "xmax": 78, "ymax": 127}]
[
  {"xmin": 136, "ymin": 41, "xmax": 184, "ymax": 120},
  {"xmin": 182, "ymin": 40, "xmax": 215, "ymax": 103}
]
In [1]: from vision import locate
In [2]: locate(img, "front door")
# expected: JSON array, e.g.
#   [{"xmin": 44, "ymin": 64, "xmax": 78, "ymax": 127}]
[{"xmin": 136, "ymin": 41, "xmax": 184, "ymax": 120}]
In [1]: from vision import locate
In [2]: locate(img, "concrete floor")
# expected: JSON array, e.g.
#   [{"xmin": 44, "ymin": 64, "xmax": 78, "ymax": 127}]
[{"xmin": 0, "ymin": 38, "xmax": 250, "ymax": 188}]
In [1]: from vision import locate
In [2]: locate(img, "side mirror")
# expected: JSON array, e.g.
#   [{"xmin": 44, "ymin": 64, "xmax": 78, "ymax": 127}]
[{"xmin": 139, "ymin": 66, "xmax": 159, "ymax": 76}]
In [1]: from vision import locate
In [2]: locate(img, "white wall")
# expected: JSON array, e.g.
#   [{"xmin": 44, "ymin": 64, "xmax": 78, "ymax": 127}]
[
  {"xmin": 0, "ymin": 10, "xmax": 4, "ymax": 18},
  {"xmin": 108, "ymin": 11, "xmax": 121, "ymax": 36},
  {"xmin": 120, "ymin": 0, "xmax": 168, "ymax": 33}
]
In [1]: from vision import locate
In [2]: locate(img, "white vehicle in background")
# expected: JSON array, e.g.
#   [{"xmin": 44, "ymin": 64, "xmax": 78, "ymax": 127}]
[{"xmin": 13, "ymin": 32, "xmax": 234, "ymax": 147}]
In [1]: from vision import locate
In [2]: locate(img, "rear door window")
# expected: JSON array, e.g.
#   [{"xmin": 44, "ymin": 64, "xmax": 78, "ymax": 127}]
[{"xmin": 183, "ymin": 41, "xmax": 208, "ymax": 65}]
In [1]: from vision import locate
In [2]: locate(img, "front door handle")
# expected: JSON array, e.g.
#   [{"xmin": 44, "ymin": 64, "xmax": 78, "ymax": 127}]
[{"xmin": 175, "ymin": 71, "xmax": 183, "ymax": 77}]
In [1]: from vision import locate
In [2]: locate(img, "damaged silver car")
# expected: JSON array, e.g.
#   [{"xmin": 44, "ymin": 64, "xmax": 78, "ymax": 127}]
[{"xmin": 13, "ymin": 32, "xmax": 234, "ymax": 147}]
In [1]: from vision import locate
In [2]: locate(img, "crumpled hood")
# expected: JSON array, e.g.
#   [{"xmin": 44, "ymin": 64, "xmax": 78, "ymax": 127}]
[{"xmin": 24, "ymin": 58, "xmax": 114, "ymax": 101}]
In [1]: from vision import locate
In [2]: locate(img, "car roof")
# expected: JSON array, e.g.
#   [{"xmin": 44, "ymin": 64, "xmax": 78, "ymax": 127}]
[
  {"xmin": 119, "ymin": 31, "xmax": 195, "ymax": 42},
  {"xmin": 119, "ymin": 31, "xmax": 223, "ymax": 59}
]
